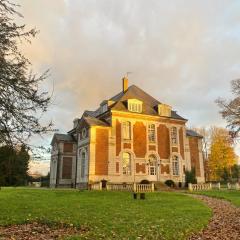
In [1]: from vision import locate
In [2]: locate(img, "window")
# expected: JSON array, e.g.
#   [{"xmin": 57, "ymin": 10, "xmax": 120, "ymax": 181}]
[
  {"xmin": 148, "ymin": 155, "xmax": 157, "ymax": 175},
  {"xmin": 171, "ymin": 127, "xmax": 178, "ymax": 144},
  {"xmin": 81, "ymin": 151, "xmax": 86, "ymax": 178},
  {"xmin": 129, "ymin": 103, "xmax": 142, "ymax": 113},
  {"xmin": 62, "ymin": 157, "xmax": 72, "ymax": 179},
  {"xmin": 148, "ymin": 124, "xmax": 156, "ymax": 142},
  {"xmin": 102, "ymin": 104, "xmax": 108, "ymax": 113},
  {"xmin": 127, "ymin": 99, "xmax": 143, "ymax": 113},
  {"xmin": 172, "ymin": 155, "xmax": 179, "ymax": 176},
  {"xmin": 82, "ymin": 128, "xmax": 87, "ymax": 139},
  {"xmin": 122, "ymin": 152, "xmax": 131, "ymax": 175},
  {"xmin": 63, "ymin": 143, "xmax": 73, "ymax": 152},
  {"xmin": 123, "ymin": 121, "xmax": 131, "ymax": 139}
]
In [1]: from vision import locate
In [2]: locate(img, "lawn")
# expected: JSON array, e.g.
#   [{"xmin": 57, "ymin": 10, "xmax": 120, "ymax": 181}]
[
  {"xmin": 194, "ymin": 190, "xmax": 240, "ymax": 207},
  {"xmin": 0, "ymin": 188, "xmax": 211, "ymax": 240}
]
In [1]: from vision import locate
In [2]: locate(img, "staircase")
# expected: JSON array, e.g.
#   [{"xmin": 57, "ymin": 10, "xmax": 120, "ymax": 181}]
[{"xmin": 154, "ymin": 182, "xmax": 174, "ymax": 191}]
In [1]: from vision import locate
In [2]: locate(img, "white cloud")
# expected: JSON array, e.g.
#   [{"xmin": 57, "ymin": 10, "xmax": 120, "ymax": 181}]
[{"xmin": 12, "ymin": 0, "xmax": 240, "ymax": 172}]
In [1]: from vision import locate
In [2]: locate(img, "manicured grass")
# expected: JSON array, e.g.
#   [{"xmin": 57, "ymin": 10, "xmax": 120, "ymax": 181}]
[
  {"xmin": 0, "ymin": 188, "xmax": 211, "ymax": 239},
  {"xmin": 194, "ymin": 190, "xmax": 240, "ymax": 207}
]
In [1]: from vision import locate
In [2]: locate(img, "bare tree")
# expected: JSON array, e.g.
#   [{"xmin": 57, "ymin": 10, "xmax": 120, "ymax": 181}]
[
  {"xmin": 216, "ymin": 79, "xmax": 240, "ymax": 138},
  {"xmin": 0, "ymin": 0, "xmax": 53, "ymax": 147}
]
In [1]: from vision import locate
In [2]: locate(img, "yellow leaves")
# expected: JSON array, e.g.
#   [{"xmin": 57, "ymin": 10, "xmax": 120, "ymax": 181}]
[{"xmin": 208, "ymin": 127, "xmax": 237, "ymax": 181}]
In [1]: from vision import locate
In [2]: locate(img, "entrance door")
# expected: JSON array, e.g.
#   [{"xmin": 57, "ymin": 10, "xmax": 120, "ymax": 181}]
[{"xmin": 148, "ymin": 155, "xmax": 158, "ymax": 181}]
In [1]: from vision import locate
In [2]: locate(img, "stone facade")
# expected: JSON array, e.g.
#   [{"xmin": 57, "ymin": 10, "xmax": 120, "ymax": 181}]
[{"xmin": 50, "ymin": 79, "xmax": 205, "ymax": 188}]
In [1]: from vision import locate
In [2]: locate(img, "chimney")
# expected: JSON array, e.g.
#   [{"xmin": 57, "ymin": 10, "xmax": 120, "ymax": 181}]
[{"xmin": 122, "ymin": 77, "xmax": 128, "ymax": 92}]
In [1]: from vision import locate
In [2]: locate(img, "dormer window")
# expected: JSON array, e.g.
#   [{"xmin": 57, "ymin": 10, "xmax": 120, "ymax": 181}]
[
  {"xmin": 157, "ymin": 104, "xmax": 172, "ymax": 117},
  {"xmin": 127, "ymin": 99, "xmax": 142, "ymax": 113},
  {"xmin": 102, "ymin": 104, "xmax": 108, "ymax": 113}
]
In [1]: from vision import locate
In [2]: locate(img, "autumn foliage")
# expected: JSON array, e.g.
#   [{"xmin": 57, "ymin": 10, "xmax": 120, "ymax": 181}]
[{"xmin": 207, "ymin": 127, "xmax": 237, "ymax": 181}]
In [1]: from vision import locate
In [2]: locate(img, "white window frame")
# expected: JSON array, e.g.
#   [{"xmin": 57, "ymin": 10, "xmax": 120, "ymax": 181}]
[
  {"xmin": 148, "ymin": 124, "xmax": 156, "ymax": 142},
  {"xmin": 172, "ymin": 155, "xmax": 179, "ymax": 176},
  {"xmin": 148, "ymin": 155, "xmax": 157, "ymax": 175},
  {"xmin": 122, "ymin": 152, "xmax": 131, "ymax": 175},
  {"xmin": 127, "ymin": 99, "xmax": 143, "ymax": 113},
  {"xmin": 171, "ymin": 127, "xmax": 178, "ymax": 145},
  {"xmin": 81, "ymin": 151, "xmax": 86, "ymax": 178},
  {"xmin": 123, "ymin": 121, "xmax": 131, "ymax": 140}
]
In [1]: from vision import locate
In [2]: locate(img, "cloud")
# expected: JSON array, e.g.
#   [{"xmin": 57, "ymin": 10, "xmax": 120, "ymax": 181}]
[{"xmin": 12, "ymin": 0, "xmax": 240, "ymax": 172}]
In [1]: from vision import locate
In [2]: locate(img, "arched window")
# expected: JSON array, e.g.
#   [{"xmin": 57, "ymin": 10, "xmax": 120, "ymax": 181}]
[
  {"xmin": 123, "ymin": 121, "xmax": 131, "ymax": 139},
  {"xmin": 172, "ymin": 155, "xmax": 179, "ymax": 176},
  {"xmin": 148, "ymin": 155, "xmax": 157, "ymax": 175},
  {"xmin": 122, "ymin": 152, "xmax": 131, "ymax": 175},
  {"xmin": 81, "ymin": 151, "xmax": 86, "ymax": 178},
  {"xmin": 171, "ymin": 127, "xmax": 178, "ymax": 144}
]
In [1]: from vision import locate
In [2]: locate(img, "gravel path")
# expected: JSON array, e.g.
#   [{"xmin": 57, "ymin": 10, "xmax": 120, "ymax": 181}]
[{"xmin": 189, "ymin": 195, "xmax": 240, "ymax": 240}]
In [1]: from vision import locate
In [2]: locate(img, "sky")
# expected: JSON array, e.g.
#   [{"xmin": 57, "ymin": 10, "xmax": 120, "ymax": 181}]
[{"xmin": 13, "ymin": 0, "xmax": 240, "ymax": 174}]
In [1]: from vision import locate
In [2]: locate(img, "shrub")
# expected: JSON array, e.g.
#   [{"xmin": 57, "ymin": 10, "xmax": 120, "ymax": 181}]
[
  {"xmin": 165, "ymin": 179, "xmax": 175, "ymax": 188},
  {"xmin": 185, "ymin": 168, "xmax": 197, "ymax": 187}
]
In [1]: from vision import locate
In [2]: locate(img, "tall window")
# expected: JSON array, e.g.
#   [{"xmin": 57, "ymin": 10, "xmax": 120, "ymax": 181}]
[
  {"xmin": 81, "ymin": 151, "xmax": 86, "ymax": 178},
  {"xmin": 123, "ymin": 121, "xmax": 131, "ymax": 139},
  {"xmin": 148, "ymin": 155, "xmax": 157, "ymax": 175},
  {"xmin": 148, "ymin": 124, "xmax": 156, "ymax": 142},
  {"xmin": 122, "ymin": 152, "xmax": 131, "ymax": 175},
  {"xmin": 172, "ymin": 155, "xmax": 179, "ymax": 176},
  {"xmin": 171, "ymin": 127, "xmax": 178, "ymax": 144}
]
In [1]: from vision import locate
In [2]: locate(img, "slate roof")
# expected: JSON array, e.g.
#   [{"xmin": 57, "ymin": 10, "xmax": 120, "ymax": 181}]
[
  {"xmin": 186, "ymin": 129, "xmax": 203, "ymax": 138},
  {"xmin": 109, "ymin": 85, "xmax": 186, "ymax": 121},
  {"xmin": 83, "ymin": 116, "xmax": 109, "ymax": 127},
  {"xmin": 51, "ymin": 133, "xmax": 76, "ymax": 145}
]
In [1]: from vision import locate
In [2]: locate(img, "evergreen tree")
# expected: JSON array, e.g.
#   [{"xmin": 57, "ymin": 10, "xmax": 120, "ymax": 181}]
[{"xmin": 0, "ymin": 145, "xmax": 29, "ymax": 186}]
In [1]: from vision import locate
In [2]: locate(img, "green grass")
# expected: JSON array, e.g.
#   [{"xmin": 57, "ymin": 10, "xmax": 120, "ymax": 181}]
[
  {"xmin": 194, "ymin": 190, "xmax": 240, "ymax": 207},
  {"xmin": 0, "ymin": 188, "xmax": 211, "ymax": 240}
]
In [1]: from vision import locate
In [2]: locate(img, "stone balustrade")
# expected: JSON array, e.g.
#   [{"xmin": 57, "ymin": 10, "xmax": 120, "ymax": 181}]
[
  {"xmin": 106, "ymin": 183, "xmax": 133, "ymax": 191},
  {"xmin": 188, "ymin": 183, "xmax": 212, "ymax": 191},
  {"xmin": 89, "ymin": 182, "xmax": 155, "ymax": 192},
  {"xmin": 227, "ymin": 182, "xmax": 240, "ymax": 190}
]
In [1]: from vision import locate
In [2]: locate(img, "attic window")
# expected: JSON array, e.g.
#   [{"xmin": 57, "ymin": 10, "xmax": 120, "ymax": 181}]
[
  {"xmin": 101, "ymin": 104, "xmax": 108, "ymax": 113},
  {"xmin": 128, "ymin": 99, "xmax": 142, "ymax": 113}
]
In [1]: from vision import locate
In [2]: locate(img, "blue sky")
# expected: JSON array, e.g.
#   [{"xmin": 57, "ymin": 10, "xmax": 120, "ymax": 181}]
[{"xmin": 14, "ymin": 0, "xmax": 240, "ymax": 174}]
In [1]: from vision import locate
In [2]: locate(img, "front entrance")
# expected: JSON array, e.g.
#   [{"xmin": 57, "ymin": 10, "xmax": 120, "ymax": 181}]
[{"xmin": 147, "ymin": 154, "xmax": 159, "ymax": 181}]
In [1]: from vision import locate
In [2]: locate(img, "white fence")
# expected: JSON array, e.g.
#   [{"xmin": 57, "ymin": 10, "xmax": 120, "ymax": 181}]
[
  {"xmin": 227, "ymin": 183, "xmax": 240, "ymax": 190},
  {"xmin": 135, "ymin": 183, "xmax": 154, "ymax": 193},
  {"xmin": 106, "ymin": 183, "xmax": 133, "ymax": 191},
  {"xmin": 188, "ymin": 183, "xmax": 212, "ymax": 191},
  {"xmin": 91, "ymin": 182, "xmax": 102, "ymax": 190},
  {"xmin": 89, "ymin": 182, "xmax": 155, "ymax": 192},
  {"xmin": 189, "ymin": 182, "xmax": 240, "ymax": 191}
]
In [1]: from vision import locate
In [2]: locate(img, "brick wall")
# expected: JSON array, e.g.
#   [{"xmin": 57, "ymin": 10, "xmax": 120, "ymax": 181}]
[
  {"xmin": 189, "ymin": 137, "xmax": 201, "ymax": 177},
  {"xmin": 95, "ymin": 128, "xmax": 109, "ymax": 175},
  {"xmin": 157, "ymin": 124, "xmax": 170, "ymax": 159},
  {"xmin": 149, "ymin": 145, "xmax": 156, "ymax": 151},
  {"xmin": 133, "ymin": 122, "xmax": 147, "ymax": 158},
  {"xmin": 63, "ymin": 143, "xmax": 73, "ymax": 153},
  {"xmin": 179, "ymin": 127, "xmax": 185, "ymax": 159},
  {"xmin": 62, "ymin": 157, "xmax": 72, "ymax": 179},
  {"xmin": 123, "ymin": 143, "xmax": 131, "ymax": 149},
  {"xmin": 136, "ymin": 163, "xmax": 146, "ymax": 173},
  {"xmin": 161, "ymin": 164, "xmax": 170, "ymax": 174},
  {"xmin": 116, "ymin": 120, "xmax": 121, "ymax": 156}
]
